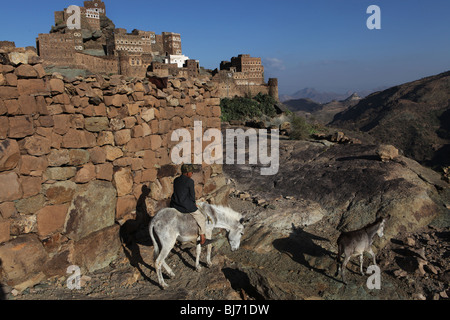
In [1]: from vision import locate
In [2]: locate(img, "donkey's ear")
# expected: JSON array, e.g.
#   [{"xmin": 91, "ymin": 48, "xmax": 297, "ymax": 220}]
[{"xmin": 240, "ymin": 218, "xmax": 250, "ymax": 225}]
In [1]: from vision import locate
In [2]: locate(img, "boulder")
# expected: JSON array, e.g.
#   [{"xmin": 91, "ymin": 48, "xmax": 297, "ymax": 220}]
[
  {"xmin": 64, "ymin": 180, "xmax": 116, "ymax": 241},
  {"xmin": 72, "ymin": 224, "xmax": 121, "ymax": 273},
  {"xmin": 0, "ymin": 234, "xmax": 48, "ymax": 287},
  {"xmin": 377, "ymin": 144, "xmax": 399, "ymax": 162}
]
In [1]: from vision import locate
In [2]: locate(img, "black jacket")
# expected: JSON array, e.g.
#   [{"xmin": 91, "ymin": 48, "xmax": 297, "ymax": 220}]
[{"xmin": 170, "ymin": 174, "xmax": 198, "ymax": 213}]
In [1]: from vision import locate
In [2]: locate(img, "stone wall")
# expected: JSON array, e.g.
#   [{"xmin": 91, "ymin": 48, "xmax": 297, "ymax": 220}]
[{"xmin": 0, "ymin": 60, "xmax": 227, "ymax": 291}]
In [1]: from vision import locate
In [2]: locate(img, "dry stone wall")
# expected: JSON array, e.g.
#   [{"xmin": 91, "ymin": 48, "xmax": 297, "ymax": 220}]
[{"xmin": 0, "ymin": 61, "xmax": 227, "ymax": 290}]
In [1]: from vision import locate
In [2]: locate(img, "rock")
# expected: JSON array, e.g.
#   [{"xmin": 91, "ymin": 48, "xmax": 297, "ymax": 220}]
[
  {"xmin": 47, "ymin": 149, "xmax": 70, "ymax": 167},
  {"xmin": 85, "ymin": 117, "xmax": 110, "ymax": 132},
  {"xmin": 0, "ymin": 172, "xmax": 22, "ymax": 202},
  {"xmin": 72, "ymin": 224, "xmax": 121, "ymax": 273},
  {"xmin": 377, "ymin": 144, "xmax": 399, "ymax": 162},
  {"xmin": 8, "ymin": 116, "xmax": 34, "ymax": 138},
  {"xmin": 36, "ymin": 204, "xmax": 69, "ymax": 237},
  {"xmin": 74, "ymin": 163, "xmax": 96, "ymax": 183},
  {"xmin": 0, "ymin": 139, "xmax": 20, "ymax": 172},
  {"xmin": 113, "ymin": 167, "xmax": 133, "ymax": 197},
  {"xmin": 114, "ymin": 129, "xmax": 132, "ymax": 146},
  {"xmin": 43, "ymin": 181, "xmax": 77, "ymax": 205},
  {"xmin": 0, "ymin": 234, "xmax": 48, "ymax": 287},
  {"xmin": 224, "ymin": 141, "xmax": 444, "ymax": 250},
  {"xmin": 64, "ymin": 180, "xmax": 116, "ymax": 241},
  {"xmin": 15, "ymin": 194, "xmax": 45, "ymax": 215},
  {"xmin": 62, "ymin": 129, "xmax": 96, "ymax": 149},
  {"xmin": 44, "ymin": 167, "xmax": 77, "ymax": 181},
  {"xmin": 15, "ymin": 64, "xmax": 38, "ymax": 79},
  {"xmin": 23, "ymin": 135, "xmax": 51, "ymax": 156},
  {"xmin": 0, "ymin": 219, "xmax": 10, "ymax": 243},
  {"xmin": 141, "ymin": 108, "xmax": 155, "ymax": 122}
]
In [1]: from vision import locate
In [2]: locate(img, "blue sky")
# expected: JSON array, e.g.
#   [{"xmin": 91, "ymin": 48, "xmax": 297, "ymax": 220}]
[{"xmin": 1, "ymin": 0, "xmax": 449, "ymax": 95}]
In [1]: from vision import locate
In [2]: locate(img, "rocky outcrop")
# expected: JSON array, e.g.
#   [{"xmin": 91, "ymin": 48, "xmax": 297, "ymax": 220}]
[{"xmin": 224, "ymin": 140, "xmax": 449, "ymax": 251}]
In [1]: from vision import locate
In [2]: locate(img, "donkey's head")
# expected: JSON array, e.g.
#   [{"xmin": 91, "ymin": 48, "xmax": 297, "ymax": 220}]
[
  {"xmin": 227, "ymin": 218, "xmax": 246, "ymax": 252},
  {"xmin": 376, "ymin": 215, "xmax": 390, "ymax": 238}
]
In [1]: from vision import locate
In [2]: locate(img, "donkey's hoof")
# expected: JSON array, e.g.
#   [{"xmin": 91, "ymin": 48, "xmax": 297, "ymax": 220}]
[
  {"xmin": 196, "ymin": 266, "xmax": 203, "ymax": 272},
  {"xmin": 160, "ymin": 283, "xmax": 169, "ymax": 290}
]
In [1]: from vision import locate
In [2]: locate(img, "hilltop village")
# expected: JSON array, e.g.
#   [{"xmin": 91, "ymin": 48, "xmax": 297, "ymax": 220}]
[{"xmin": 2, "ymin": 0, "xmax": 278, "ymax": 100}]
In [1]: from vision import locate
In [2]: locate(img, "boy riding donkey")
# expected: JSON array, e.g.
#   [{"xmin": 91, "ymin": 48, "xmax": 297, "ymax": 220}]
[{"xmin": 170, "ymin": 164, "xmax": 213, "ymax": 246}]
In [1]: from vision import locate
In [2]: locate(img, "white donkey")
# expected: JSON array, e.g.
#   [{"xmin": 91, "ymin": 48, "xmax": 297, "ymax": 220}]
[
  {"xmin": 335, "ymin": 215, "xmax": 389, "ymax": 284},
  {"xmin": 149, "ymin": 202, "xmax": 245, "ymax": 289}
]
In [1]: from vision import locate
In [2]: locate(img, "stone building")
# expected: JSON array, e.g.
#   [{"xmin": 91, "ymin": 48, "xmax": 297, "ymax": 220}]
[
  {"xmin": 36, "ymin": 0, "xmax": 198, "ymax": 79},
  {"xmin": 212, "ymin": 54, "xmax": 278, "ymax": 100}
]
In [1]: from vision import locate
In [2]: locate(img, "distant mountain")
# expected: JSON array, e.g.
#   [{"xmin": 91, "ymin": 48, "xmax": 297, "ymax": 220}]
[
  {"xmin": 331, "ymin": 71, "xmax": 450, "ymax": 169},
  {"xmin": 280, "ymin": 88, "xmax": 350, "ymax": 104},
  {"xmin": 283, "ymin": 98, "xmax": 322, "ymax": 113},
  {"xmin": 282, "ymin": 91, "xmax": 362, "ymax": 124},
  {"xmin": 280, "ymin": 87, "xmax": 387, "ymax": 104}
]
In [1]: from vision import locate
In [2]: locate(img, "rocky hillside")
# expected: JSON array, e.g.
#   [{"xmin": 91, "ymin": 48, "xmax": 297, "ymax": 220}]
[
  {"xmin": 330, "ymin": 71, "xmax": 450, "ymax": 170},
  {"xmin": 6, "ymin": 134, "xmax": 449, "ymax": 301}
]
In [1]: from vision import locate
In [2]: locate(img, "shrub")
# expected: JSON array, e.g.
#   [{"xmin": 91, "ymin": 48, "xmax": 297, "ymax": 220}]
[
  {"xmin": 220, "ymin": 94, "xmax": 278, "ymax": 122},
  {"xmin": 289, "ymin": 115, "xmax": 321, "ymax": 140}
]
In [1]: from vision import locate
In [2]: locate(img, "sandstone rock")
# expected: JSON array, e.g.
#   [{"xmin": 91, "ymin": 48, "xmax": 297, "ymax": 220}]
[
  {"xmin": 85, "ymin": 117, "xmax": 109, "ymax": 132},
  {"xmin": 8, "ymin": 116, "xmax": 34, "ymax": 138},
  {"xmin": 36, "ymin": 204, "xmax": 69, "ymax": 237},
  {"xmin": 0, "ymin": 86, "xmax": 19, "ymax": 99},
  {"xmin": 114, "ymin": 129, "xmax": 132, "ymax": 146},
  {"xmin": 47, "ymin": 149, "xmax": 70, "ymax": 167},
  {"xmin": 19, "ymin": 155, "xmax": 48, "ymax": 176},
  {"xmin": 43, "ymin": 181, "xmax": 77, "ymax": 205},
  {"xmin": 64, "ymin": 180, "xmax": 116, "ymax": 241},
  {"xmin": 72, "ymin": 224, "xmax": 121, "ymax": 273},
  {"xmin": 0, "ymin": 202, "xmax": 17, "ymax": 219},
  {"xmin": 0, "ymin": 172, "xmax": 22, "ymax": 201},
  {"xmin": 20, "ymin": 176, "xmax": 42, "ymax": 198},
  {"xmin": 104, "ymin": 145, "xmax": 123, "ymax": 161},
  {"xmin": 141, "ymin": 108, "xmax": 155, "ymax": 122},
  {"xmin": 97, "ymin": 131, "xmax": 115, "ymax": 146},
  {"xmin": 48, "ymin": 78, "xmax": 65, "ymax": 94},
  {"xmin": 0, "ymin": 219, "xmax": 10, "ymax": 243},
  {"xmin": 15, "ymin": 64, "xmax": 38, "ymax": 79},
  {"xmin": 377, "ymin": 144, "xmax": 399, "ymax": 162},
  {"xmin": 44, "ymin": 167, "xmax": 77, "ymax": 181},
  {"xmin": 62, "ymin": 129, "xmax": 96, "ymax": 149},
  {"xmin": 17, "ymin": 79, "xmax": 48, "ymax": 96},
  {"xmin": 116, "ymin": 195, "xmax": 137, "ymax": 220},
  {"xmin": 15, "ymin": 194, "xmax": 45, "ymax": 215},
  {"xmin": 96, "ymin": 162, "xmax": 113, "ymax": 181},
  {"xmin": 0, "ymin": 234, "xmax": 48, "ymax": 287},
  {"xmin": 23, "ymin": 135, "xmax": 51, "ymax": 156},
  {"xmin": 68, "ymin": 149, "xmax": 90, "ymax": 166},
  {"xmin": 74, "ymin": 163, "xmax": 96, "ymax": 183},
  {"xmin": 0, "ymin": 139, "xmax": 20, "ymax": 171},
  {"xmin": 113, "ymin": 167, "xmax": 133, "ymax": 197}
]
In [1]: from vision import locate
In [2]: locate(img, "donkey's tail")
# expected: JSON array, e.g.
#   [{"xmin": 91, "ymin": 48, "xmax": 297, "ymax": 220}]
[{"xmin": 149, "ymin": 222, "xmax": 159, "ymax": 261}]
